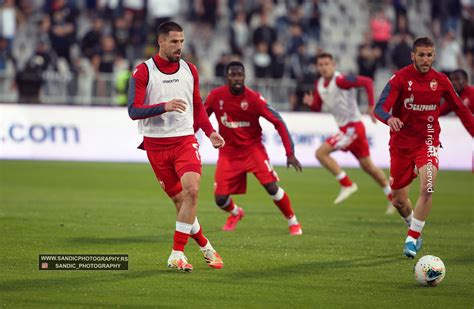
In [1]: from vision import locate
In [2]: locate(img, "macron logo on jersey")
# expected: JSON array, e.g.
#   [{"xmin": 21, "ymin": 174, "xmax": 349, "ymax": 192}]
[
  {"xmin": 163, "ymin": 78, "xmax": 179, "ymax": 84},
  {"xmin": 403, "ymin": 94, "xmax": 437, "ymax": 111},
  {"xmin": 220, "ymin": 113, "xmax": 251, "ymax": 128}
]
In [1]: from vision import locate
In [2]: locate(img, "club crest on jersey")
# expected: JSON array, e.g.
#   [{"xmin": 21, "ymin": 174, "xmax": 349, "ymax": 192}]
[
  {"xmin": 241, "ymin": 100, "xmax": 249, "ymax": 110},
  {"xmin": 219, "ymin": 100, "xmax": 224, "ymax": 110},
  {"xmin": 430, "ymin": 79, "xmax": 437, "ymax": 91}
]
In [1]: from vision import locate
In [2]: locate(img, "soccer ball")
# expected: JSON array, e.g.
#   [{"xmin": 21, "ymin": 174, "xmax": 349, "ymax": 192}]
[{"xmin": 414, "ymin": 255, "xmax": 446, "ymax": 286}]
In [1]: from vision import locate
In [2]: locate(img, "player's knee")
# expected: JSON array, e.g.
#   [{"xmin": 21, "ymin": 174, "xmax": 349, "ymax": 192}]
[
  {"xmin": 215, "ymin": 195, "xmax": 229, "ymax": 207},
  {"xmin": 315, "ymin": 148, "xmax": 325, "ymax": 161},
  {"xmin": 391, "ymin": 194, "xmax": 407, "ymax": 208},
  {"xmin": 264, "ymin": 182, "xmax": 279, "ymax": 195},
  {"xmin": 182, "ymin": 184, "xmax": 199, "ymax": 199}
]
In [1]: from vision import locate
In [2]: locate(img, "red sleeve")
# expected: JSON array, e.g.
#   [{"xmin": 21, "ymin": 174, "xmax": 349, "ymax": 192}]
[
  {"xmin": 204, "ymin": 90, "xmax": 215, "ymax": 117},
  {"xmin": 442, "ymin": 76, "xmax": 474, "ymax": 136},
  {"xmin": 257, "ymin": 94, "xmax": 295, "ymax": 156},
  {"xmin": 127, "ymin": 63, "xmax": 167, "ymax": 120},
  {"xmin": 311, "ymin": 79, "xmax": 322, "ymax": 112},
  {"xmin": 439, "ymin": 102, "xmax": 452, "ymax": 116},
  {"xmin": 188, "ymin": 62, "xmax": 215, "ymax": 137},
  {"xmin": 336, "ymin": 74, "xmax": 375, "ymax": 106},
  {"xmin": 374, "ymin": 74, "xmax": 402, "ymax": 124}
]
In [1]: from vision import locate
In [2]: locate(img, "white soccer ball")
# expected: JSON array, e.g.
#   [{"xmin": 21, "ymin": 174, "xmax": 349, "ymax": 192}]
[{"xmin": 414, "ymin": 255, "xmax": 446, "ymax": 286}]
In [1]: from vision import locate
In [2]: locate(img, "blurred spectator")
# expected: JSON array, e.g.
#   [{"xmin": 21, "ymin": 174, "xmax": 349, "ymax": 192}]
[
  {"xmin": 15, "ymin": 56, "xmax": 45, "ymax": 103},
  {"xmin": 112, "ymin": 16, "xmax": 129, "ymax": 59},
  {"xmin": 252, "ymin": 12, "xmax": 277, "ymax": 48},
  {"xmin": 98, "ymin": 0, "xmax": 122, "ymax": 22},
  {"xmin": 128, "ymin": 12, "xmax": 147, "ymax": 62},
  {"xmin": 46, "ymin": 0, "xmax": 78, "ymax": 70},
  {"xmin": 0, "ymin": 0, "xmax": 17, "ymax": 51},
  {"xmin": 115, "ymin": 64, "xmax": 132, "ymax": 106},
  {"xmin": 0, "ymin": 37, "xmax": 14, "ymax": 73},
  {"xmin": 431, "ymin": 0, "xmax": 461, "ymax": 37},
  {"xmin": 270, "ymin": 41, "xmax": 286, "ymax": 79},
  {"xmin": 230, "ymin": 10, "xmax": 250, "ymax": 57},
  {"xmin": 461, "ymin": 5, "xmax": 474, "ymax": 74},
  {"xmin": 305, "ymin": 0, "xmax": 321, "ymax": 42},
  {"xmin": 289, "ymin": 43, "xmax": 313, "ymax": 81},
  {"xmin": 80, "ymin": 16, "xmax": 103, "ymax": 60},
  {"xmin": 253, "ymin": 41, "xmax": 272, "ymax": 78},
  {"xmin": 287, "ymin": 23, "xmax": 306, "ymax": 56},
  {"xmin": 92, "ymin": 35, "xmax": 122, "ymax": 97},
  {"xmin": 214, "ymin": 52, "xmax": 230, "ymax": 78},
  {"xmin": 391, "ymin": 33, "xmax": 413, "ymax": 70},
  {"xmin": 148, "ymin": 0, "xmax": 180, "ymax": 36},
  {"xmin": 393, "ymin": 13, "xmax": 414, "ymax": 38},
  {"xmin": 438, "ymin": 30, "xmax": 462, "ymax": 74},
  {"xmin": 357, "ymin": 44, "xmax": 379, "ymax": 79},
  {"xmin": 370, "ymin": 9, "xmax": 392, "ymax": 67}
]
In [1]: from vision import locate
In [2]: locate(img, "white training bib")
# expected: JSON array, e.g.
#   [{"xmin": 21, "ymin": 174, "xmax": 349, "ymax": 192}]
[{"xmin": 138, "ymin": 58, "xmax": 195, "ymax": 137}]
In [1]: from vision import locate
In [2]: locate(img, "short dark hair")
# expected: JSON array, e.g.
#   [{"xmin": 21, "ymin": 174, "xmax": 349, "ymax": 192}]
[
  {"xmin": 412, "ymin": 37, "xmax": 434, "ymax": 51},
  {"xmin": 225, "ymin": 61, "xmax": 245, "ymax": 74},
  {"xmin": 315, "ymin": 52, "xmax": 333, "ymax": 62},
  {"xmin": 450, "ymin": 69, "xmax": 468, "ymax": 81},
  {"xmin": 158, "ymin": 21, "xmax": 183, "ymax": 37}
]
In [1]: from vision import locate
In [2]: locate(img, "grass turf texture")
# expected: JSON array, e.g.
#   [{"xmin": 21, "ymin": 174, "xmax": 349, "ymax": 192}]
[{"xmin": 0, "ymin": 160, "xmax": 472, "ymax": 308}]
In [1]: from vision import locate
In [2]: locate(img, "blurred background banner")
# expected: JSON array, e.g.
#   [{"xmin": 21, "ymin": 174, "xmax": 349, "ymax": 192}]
[{"xmin": 1, "ymin": 104, "xmax": 471, "ymax": 170}]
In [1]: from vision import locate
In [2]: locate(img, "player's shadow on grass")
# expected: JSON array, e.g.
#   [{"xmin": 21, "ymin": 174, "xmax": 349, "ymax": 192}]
[
  {"xmin": 69, "ymin": 236, "xmax": 168, "ymax": 244},
  {"xmin": 224, "ymin": 254, "xmax": 400, "ymax": 282},
  {"xmin": 0, "ymin": 269, "xmax": 190, "ymax": 292}
]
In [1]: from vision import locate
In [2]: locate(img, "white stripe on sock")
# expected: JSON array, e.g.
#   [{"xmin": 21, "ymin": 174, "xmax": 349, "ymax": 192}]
[
  {"xmin": 175, "ymin": 221, "xmax": 193, "ymax": 234},
  {"xmin": 190, "ymin": 217, "xmax": 200, "ymax": 235},
  {"xmin": 271, "ymin": 187, "xmax": 285, "ymax": 201},
  {"xmin": 336, "ymin": 171, "xmax": 346, "ymax": 180},
  {"xmin": 287, "ymin": 215, "xmax": 298, "ymax": 226},
  {"xmin": 410, "ymin": 217, "xmax": 425, "ymax": 233},
  {"xmin": 403, "ymin": 211, "xmax": 413, "ymax": 228}
]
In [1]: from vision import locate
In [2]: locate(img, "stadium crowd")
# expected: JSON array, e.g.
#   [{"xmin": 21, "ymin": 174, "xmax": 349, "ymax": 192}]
[{"xmin": 0, "ymin": 0, "xmax": 472, "ymax": 109}]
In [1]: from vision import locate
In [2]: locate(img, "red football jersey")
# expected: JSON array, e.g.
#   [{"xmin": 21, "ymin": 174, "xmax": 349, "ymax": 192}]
[
  {"xmin": 375, "ymin": 65, "xmax": 474, "ymax": 148},
  {"xmin": 440, "ymin": 85, "xmax": 474, "ymax": 115},
  {"xmin": 205, "ymin": 85, "xmax": 294, "ymax": 156}
]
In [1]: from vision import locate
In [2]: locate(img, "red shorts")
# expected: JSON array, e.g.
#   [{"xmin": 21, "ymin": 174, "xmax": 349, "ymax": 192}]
[
  {"xmin": 326, "ymin": 121, "xmax": 370, "ymax": 158},
  {"xmin": 214, "ymin": 145, "xmax": 279, "ymax": 195},
  {"xmin": 389, "ymin": 145, "xmax": 440, "ymax": 190},
  {"xmin": 146, "ymin": 135, "xmax": 202, "ymax": 197}
]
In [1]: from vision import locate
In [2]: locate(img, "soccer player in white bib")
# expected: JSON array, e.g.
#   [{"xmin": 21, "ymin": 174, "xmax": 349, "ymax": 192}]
[
  {"xmin": 303, "ymin": 52, "xmax": 393, "ymax": 212},
  {"xmin": 128, "ymin": 22, "xmax": 225, "ymax": 272}
]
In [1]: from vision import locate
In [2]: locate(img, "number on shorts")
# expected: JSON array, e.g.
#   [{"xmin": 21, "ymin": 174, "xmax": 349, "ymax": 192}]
[{"xmin": 192, "ymin": 143, "xmax": 201, "ymax": 161}]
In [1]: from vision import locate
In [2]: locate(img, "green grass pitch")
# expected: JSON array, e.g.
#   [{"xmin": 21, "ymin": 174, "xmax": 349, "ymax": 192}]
[{"xmin": 0, "ymin": 160, "xmax": 473, "ymax": 307}]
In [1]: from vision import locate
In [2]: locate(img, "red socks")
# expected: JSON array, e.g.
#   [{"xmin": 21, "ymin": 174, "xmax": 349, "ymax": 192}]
[
  {"xmin": 191, "ymin": 226, "xmax": 208, "ymax": 247},
  {"xmin": 273, "ymin": 191, "xmax": 295, "ymax": 219},
  {"xmin": 339, "ymin": 175, "xmax": 353, "ymax": 187},
  {"xmin": 173, "ymin": 230, "xmax": 190, "ymax": 251}
]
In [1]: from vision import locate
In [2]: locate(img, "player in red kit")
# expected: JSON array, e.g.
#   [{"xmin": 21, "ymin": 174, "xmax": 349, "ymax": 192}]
[
  {"xmin": 205, "ymin": 61, "xmax": 304, "ymax": 235},
  {"xmin": 374, "ymin": 37, "xmax": 474, "ymax": 258},
  {"xmin": 302, "ymin": 53, "xmax": 394, "ymax": 212},
  {"xmin": 440, "ymin": 69, "xmax": 474, "ymax": 115},
  {"xmin": 128, "ymin": 22, "xmax": 225, "ymax": 271}
]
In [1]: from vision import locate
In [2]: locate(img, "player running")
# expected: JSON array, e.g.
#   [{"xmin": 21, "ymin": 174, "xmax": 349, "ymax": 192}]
[
  {"xmin": 374, "ymin": 37, "xmax": 474, "ymax": 258},
  {"xmin": 204, "ymin": 61, "xmax": 304, "ymax": 235},
  {"xmin": 128, "ymin": 22, "xmax": 225, "ymax": 271},
  {"xmin": 303, "ymin": 52, "xmax": 393, "ymax": 212}
]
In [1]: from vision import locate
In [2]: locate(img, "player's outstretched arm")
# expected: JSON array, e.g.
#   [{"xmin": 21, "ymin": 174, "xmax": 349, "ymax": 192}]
[{"xmin": 287, "ymin": 154, "xmax": 303, "ymax": 172}]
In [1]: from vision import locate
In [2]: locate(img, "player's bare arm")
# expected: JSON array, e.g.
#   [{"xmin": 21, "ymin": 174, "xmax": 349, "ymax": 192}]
[
  {"xmin": 210, "ymin": 131, "xmax": 225, "ymax": 148},
  {"xmin": 387, "ymin": 117, "xmax": 404, "ymax": 132},
  {"xmin": 164, "ymin": 99, "xmax": 187, "ymax": 113},
  {"xmin": 302, "ymin": 92, "xmax": 314, "ymax": 106},
  {"xmin": 287, "ymin": 154, "xmax": 303, "ymax": 172},
  {"xmin": 368, "ymin": 105, "xmax": 377, "ymax": 123}
]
